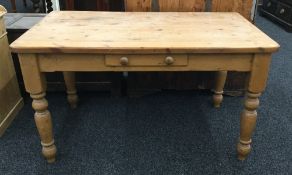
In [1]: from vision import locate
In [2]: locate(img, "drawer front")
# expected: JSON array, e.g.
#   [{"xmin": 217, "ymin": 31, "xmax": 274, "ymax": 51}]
[
  {"xmin": 275, "ymin": 3, "xmax": 292, "ymax": 21},
  {"xmin": 263, "ymin": 0, "xmax": 277, "ymax": 13},
  {"xmin": 105, "ymin": 54, "xmax": 188, "ymax": 67}
]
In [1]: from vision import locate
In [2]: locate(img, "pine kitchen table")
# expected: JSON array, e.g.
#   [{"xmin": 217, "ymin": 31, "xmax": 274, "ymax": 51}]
[{"xmin": 10, "ymin": 11, "xmax": 279, "ymax": 163}]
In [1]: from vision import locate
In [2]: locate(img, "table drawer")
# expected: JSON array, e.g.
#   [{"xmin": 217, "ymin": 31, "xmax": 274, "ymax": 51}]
[{"xmin": 105, "ymin": 55, "xmax": 188, "ymax": 67}]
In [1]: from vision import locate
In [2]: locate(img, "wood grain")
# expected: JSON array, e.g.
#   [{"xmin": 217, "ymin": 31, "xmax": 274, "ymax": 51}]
[
  {"xmin": 237, "ymin": 91, "xmax": 260, "ymax": 160},
  {"xmin": 158, "ymin": 0, "xmax": 206, "ymax": 12},
  {"xmin": 0, "ymin": 98, "xmax": 23, "ymax": 137},
  {"xmin": 14, "ymin": 10, "xmax": 279, "ymax": 162},
  {"xmin": 124, "ymin": 0, "xmax": 152, "ymax": 11},
  {"xmin": 237, "ymin": 53, "xmax": 272, "ymax": 160},
  {"xmin": 63, "ymin": 72, "xmax": 78, "ymax": 109},
  {"xmin": 248, "ymin": 53, "xmax": 272, "ymax": 93},
  {"xmin": 19, "ymin": 53, "xmax": 57, "ymax": 163},
  {"xmin": 10, "ymin": 11, "xmax": 279, "ymax": 54},
  {"xmin": 0, "ymin": 34, "xmax": 15, "ymax": 90},
  {"xmin": 0, "ymin": 5, "xmax": 6, "ymax": 18},
  {"xmin": 212, "ymin": 0, "xmax": 254, "ymax": 20},
  {"xmin": 18, "ymin": 54, "xmax": 47, "ymax": 94},
  {"xmin": 105, "ymin": 54, "xmax": 188, "ymax": 66},
  {"xmin": 37, "ymin": 53, "xmax": 253, "ymax": 72},
  {"xmin": 31, "ymin": 92, "xmax": 56, "ymax": 163},
  {"xmin": 213, "ymin": 70, "xmax": 227, "ymax": 108},
  {"xmin": 0, "ymin": 5, "xmax": 23, "ymax": 137}
]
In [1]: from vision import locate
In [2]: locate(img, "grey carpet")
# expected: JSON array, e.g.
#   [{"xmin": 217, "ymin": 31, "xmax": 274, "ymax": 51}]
[{"xmin": 0, "ymin": 2, "xmax": 291, "ymax": 175}]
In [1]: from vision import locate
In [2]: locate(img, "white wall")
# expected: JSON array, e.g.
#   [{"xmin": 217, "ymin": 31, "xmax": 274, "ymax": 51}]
[
  {"xmin": 50, "ymin": 0, "xmax": 60, "ymax": 11},
  {"xmin": 251, "ymin": 0, "xmax": 258, "ymax": 20}
]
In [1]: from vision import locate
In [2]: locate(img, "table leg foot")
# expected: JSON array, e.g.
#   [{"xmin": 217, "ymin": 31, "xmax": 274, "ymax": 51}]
[
  {"xmin": 63, "ymin": 72, "xmax": 78, "ymax": 109},
  {"xmin": 213, "ymin": 91, "xmax": 223, "ymax": 108},
  {"xmin": 31, "ymin": 92, "xmax": 57, "ymax": 163},
  {"xmin": 67, "ymin": 92, "xmax": 78, "ymax": 109},
  {"xmin": 42, "ymin": 142, "xmax": 57, "ymax": 163},
  {"xmin": 237, "ymin": 91, "xmax": 260, "ymax": 160},
  {"xmin": 213, "ymin": 71, "xmax": 227, "ymax": 108},
  {"xmin": 237, "ymin": 140, "xmax": 251, "ymax": 160}
]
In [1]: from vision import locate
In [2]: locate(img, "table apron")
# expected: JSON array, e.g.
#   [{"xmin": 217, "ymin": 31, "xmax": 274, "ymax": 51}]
[{"xmin": 36, "ymin": 53, "xmax": 254, "ymax": 72}]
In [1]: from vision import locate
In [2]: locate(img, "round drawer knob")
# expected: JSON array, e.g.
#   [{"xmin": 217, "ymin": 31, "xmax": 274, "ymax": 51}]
[
  {"xmin": 165, "ymin": 56, "xmax": 174, "ymax": 65},
  {"xmin": 267, "ymin": 2, "xmax": 271, "ymax": 7},
  {"xmin": 120, "ymin": 57, "xmax": 129, "ymax": 66},
  {"xmin": 280, "ymin": 9, "xmax": 285, "ymax": 14}
]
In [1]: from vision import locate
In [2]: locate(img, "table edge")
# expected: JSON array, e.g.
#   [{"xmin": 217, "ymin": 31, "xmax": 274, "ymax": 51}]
[{"xmin": 10, "ymin": 46, "xmax": 280, "ymax": 54}]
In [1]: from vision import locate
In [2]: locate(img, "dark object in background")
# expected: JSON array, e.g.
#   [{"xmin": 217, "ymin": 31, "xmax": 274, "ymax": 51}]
[
  {"xmin": 259, "ymin": 0, "xmax": 292, "ymax": 32},
  {"xmin": 9, "ymin": 0, "xmax": 27, "ymax": 13},
  {"xmin": 62, "ymin": 0, "xmax": 124, "ymax": 11}
]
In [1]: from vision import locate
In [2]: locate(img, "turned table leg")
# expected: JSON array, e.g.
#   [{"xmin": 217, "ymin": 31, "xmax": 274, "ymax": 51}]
[
  {"xmin": 237, "ymin": 54, "xmax": 272, "ymax": 160},
  {"xmin": 213, "ymin": 71, "xmax": 227, "ymax": 108},
  {"xmin": 63, "ymin": 72, "xmax": 78, "ymax": 109},
  {"xmin": 237, "ymin": 92, "xmax": 260, "ymax": 160},
  {"xmin": 19, "ymin": 54, "xmax": 57, "ymax": 163},
  {"xmin": 31, "ymin": 92, "xmax": 57, "ymax": 163}
]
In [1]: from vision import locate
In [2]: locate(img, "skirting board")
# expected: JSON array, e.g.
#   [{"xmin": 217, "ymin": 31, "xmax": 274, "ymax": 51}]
[{"xmin": 0, "ymin": 98, "xmax": 24, "ymax": 137}]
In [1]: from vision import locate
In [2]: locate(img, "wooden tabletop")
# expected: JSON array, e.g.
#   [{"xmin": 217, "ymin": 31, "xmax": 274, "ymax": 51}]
[
  {"xmin": 0, "ymin": 5, "xmax": 6, "ymax": 18},
  {"xmin": 0, "ymin": 12, "xmax": 5, "ymax": 17},
  {"xmin": 10, "ymin": 11, "xmax": 279, "ymax": 54}
]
